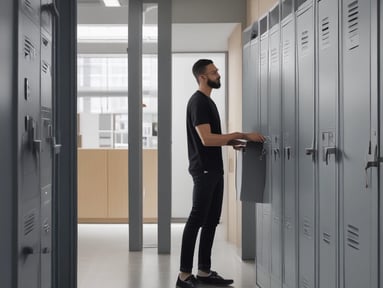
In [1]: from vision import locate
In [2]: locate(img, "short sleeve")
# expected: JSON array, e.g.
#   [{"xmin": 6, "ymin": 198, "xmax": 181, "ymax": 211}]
[{"xmin": 189, "ymin": 96, "xmax": 210, "ymax": 127}]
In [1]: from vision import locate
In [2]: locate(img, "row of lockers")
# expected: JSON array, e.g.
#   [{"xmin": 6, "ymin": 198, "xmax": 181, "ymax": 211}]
[{"xmin": 241, "ymin": 0, "xmax": 381, "ymax": 288}]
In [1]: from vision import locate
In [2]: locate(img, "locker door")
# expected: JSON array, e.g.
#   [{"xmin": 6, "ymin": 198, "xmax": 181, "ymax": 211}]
[
  {"xmin": 341, "ymin": 0, "xmax": 379, "ymax": 287},
  {"xmin": 317, "ymin": 1, "xmax": 339, "ymax": 288},
  {"xmin": 40, "ymin": 31, "xmax": 53, "ymax": 288},
  {"xmin": 257, "ymin": 18, "xmax": 272, "ymax": 288},
  {"xmin": 40, "ymin": 2, "xmax": 58, "ymax": 287},
  {"xmin": 269, "ymin": 9, "xmax": 283, "ymax": 288},
  {"xmin": 18, "ymin": 10, "xmax": 42, "ymax": 288},
  {"xmin": 281, "ymin": 10, "xmax": 297, "ymax": 288},
  {"xmin": 296, "ymin": 2, "xmax": 317, "ymax": 288}
]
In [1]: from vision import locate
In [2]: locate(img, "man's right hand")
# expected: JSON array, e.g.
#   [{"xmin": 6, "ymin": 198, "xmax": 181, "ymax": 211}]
[{"xmin": 245, "ymin": 132, "xmax": 266, "ymax": 143}]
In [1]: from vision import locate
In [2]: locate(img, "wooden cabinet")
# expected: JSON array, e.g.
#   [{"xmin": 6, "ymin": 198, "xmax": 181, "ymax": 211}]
[
  {"xmin": 78, "ymin": 150, "xmax": 108, "ymax": 219},
  {"xmin": 78, "ymin": 149, "xmax": 158, "ymax": 223}
]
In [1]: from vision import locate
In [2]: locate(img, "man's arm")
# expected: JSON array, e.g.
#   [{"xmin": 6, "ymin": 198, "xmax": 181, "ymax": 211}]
[{"xmin": 195, "ymin": 124, "xmax": 265, "ymax": 147}]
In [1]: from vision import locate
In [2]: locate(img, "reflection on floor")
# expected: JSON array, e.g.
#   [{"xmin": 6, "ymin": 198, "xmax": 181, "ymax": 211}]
[{"xmin": 78, "ymin": 224, "xmax": 257, "ymax": 288}]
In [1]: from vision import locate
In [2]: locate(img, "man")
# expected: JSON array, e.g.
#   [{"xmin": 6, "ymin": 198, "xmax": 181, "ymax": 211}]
[{"xmin": 176, "ymin": 59, "xmax": 265, "ymax": 288}]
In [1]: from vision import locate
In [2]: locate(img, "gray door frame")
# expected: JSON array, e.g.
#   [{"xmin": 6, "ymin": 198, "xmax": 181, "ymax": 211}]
[
  {"xmin": 55, "ymin": 1, "xmax": 78, "ymax": 288},
  {"xmin": 54, "ymin": 1, "xmax": 173, "ymax": 286}
]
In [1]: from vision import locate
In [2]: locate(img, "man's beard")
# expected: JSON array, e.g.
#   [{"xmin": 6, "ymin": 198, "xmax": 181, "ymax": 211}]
[{"xmin": 207, "ymin": 78, "xmax": 221, "ymax": 89}]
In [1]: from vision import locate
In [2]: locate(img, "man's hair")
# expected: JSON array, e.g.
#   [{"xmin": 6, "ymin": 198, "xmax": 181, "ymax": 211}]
[{"xmin": 192, "ymin": 59, "xmax": 213, "ymax": 83}]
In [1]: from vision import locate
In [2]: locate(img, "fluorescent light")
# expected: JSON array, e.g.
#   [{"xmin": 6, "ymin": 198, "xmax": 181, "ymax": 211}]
[{"xmin": 103, "ymin": 0, "xmax": 120, "ymax": 7}]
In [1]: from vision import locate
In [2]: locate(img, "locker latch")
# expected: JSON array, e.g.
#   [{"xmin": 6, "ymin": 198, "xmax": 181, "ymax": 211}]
[
  {"xmin": 364, "ymin": 143, "xmax": 381, "ymax": 188},
  {"xmin": 323, "ymin": 146, "xmax": 336, "ymax": 165}
]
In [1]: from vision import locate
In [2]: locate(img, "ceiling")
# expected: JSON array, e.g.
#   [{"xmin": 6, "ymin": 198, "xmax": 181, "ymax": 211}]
[{"xmin": 77, "ymin": 0, "xmax": 239, "ymax": 52}]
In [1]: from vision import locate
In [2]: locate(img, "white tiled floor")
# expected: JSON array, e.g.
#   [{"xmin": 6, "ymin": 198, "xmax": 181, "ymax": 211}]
[{"xmin": 78, "ymin": 224, "xmax": 257, "ymax": 288}]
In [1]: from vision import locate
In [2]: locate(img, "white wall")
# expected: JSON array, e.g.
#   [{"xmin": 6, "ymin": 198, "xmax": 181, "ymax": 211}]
[{"xmin": 172, "ymin": 53, "xmax": 227, "ymax": 218}]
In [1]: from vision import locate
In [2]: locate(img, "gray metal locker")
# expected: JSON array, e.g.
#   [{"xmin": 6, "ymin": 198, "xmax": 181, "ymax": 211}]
[
  {"xmin": 281, "ymin": 0, "xmax": 297, "ymax": 287},
  {"xmin": 241, "ymin": 23, "xmax": 266, "ymax": 204},
  {"xmin": 341, "ymin": 0, "xmax": 379, "ymax": 287},
  {"xmin": 18, "ymin": 8, "xmax": 42, "ymax": 288},
  {"xmin": 241, "ymin": 23, "xmax": 259, "ymax": 260},
  {"xmin": 17, "ymin": 0, "xmax": 57, "ymax": 287},
  {"xmin": 316, "ymin": 1, "xmax": 339, "ymax": 288},
  {"xmin": 268, "ymin": 4, "xmax": 283, "ymax": 288},
  {"xmin": 296, "ymin": 1, "xmax": 317, "ymax": 288},
  {"xmin": 256, "ymin": 13, "xmax": 272, "ymax": 288}
]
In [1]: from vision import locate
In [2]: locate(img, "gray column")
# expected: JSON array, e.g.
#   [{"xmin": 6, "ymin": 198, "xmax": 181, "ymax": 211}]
[
  {"xmin": 128, "ymin": 0, "xmax": 143, "ymax": 252},
  {"xmin": 157, "ymin": 0, "xmax": 172, "ymax": 254},
  {"xmin": 55, "ymin": 0, "xmax": 78, "ymax": 288},
  {"xmin": 0, "ymin": 0, "xmax": 17, "ymax": 287}
]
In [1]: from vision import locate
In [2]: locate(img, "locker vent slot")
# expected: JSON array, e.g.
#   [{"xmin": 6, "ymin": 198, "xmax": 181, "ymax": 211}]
[
  {"xmin": 24, "ymin": 212, "xmax": 36, "ymax": 236},
  {"xmin": 347, "ymin": 0, "xmax": 360, "ymax": 50},
  {"xmin": 270, "ymin": 48, "xmax": 279, "ymax": 64},
  {"xmin": 322, "ymin": 232, "xmax": 331, "ymax": 244},
  {"xmin": 303, "ymin": 218, "xmax": 312, "ymax": 239},
  {"xmin": 301, "ymin": 277, "xmax": 311, "ymax": 288},
  {"xmin": 321, "ymin": 17, "xmax": 330, "ymax": 48},
  {"xmin": 24, "ymin": 0, "xmax": 33, "ymax": 11},
  {"xmin": 347, "ymin": 224, "xmax": 360, "ymax": 250},
  {"xmin": 24, "ymin": 37, "xmax": 35, "ymax": 59},
  {"xmin": 42, "ymin": 36, "xmax": 49, "ymax": 47},
  {"xmin": 283, "ymin": 40, "xmax": 290, "ymax": 63},
  {"xmin": 260, "ymin": 51, "xmax": 267, "ymax": 67},
  {"xmin": 301, "ymin": 30, "xmax": 309, "ymax": 51},
  {"xmin": 42, "ymin": 62, "xmax": 50, "ymax": 74}
]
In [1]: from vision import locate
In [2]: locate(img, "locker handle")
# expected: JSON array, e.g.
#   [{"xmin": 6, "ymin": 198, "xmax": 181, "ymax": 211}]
[
  {"xmin": 323, "ymin": 146, "xmax": 336, "ymax": 165},
  {"xmin": 273, "ymin": 148, "xmax": 280, "ymax": 161},
  {"xmin": 50, "ymin": 136, "xmax": 62, "ymax": 155},
  {"xmin": 27, "ymin": 117, "xmax": 41, "ymax": 154},
  {"xmin": 41, "ymin": 2, "xmax": 60, "ymax": 18},
  {"xmin": 284, "ymin": 146, "xmax": 291, "ymax": 160},
  {"xmin": 305, "ymin": 146, "xmax": 316, "ymax": 161},
  {"xmin": 22, "ymin": 246, "xmax": 34, "ymax": 256}
]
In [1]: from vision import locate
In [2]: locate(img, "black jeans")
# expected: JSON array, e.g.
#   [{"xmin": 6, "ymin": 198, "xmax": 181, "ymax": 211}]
[{"xmin": 180, "ymin": 171, "xmax": 224, "ymax": 273}]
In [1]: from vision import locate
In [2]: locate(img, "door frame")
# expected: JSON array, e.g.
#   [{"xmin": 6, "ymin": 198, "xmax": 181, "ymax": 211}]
[{"xmin": 54, "ymin": 0, "xmax": 173, "ymax": 286}]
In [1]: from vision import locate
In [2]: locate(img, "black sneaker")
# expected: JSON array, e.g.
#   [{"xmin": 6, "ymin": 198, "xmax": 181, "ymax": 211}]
[
  {"xmin": 176, "ymin": 275, "xmax": 198, "ymax": 288},
  {"xmin": 197, "ymin": 271, "xmax": 233, "ymax": 286}
]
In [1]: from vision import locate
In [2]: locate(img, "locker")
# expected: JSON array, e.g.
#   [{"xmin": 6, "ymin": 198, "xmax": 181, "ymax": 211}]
[
  {"xmin": 281, "ymin": 0, "xmax": 297, "ymax": 287},
  {"xmin": 316, "ymin": 1, "xmax": 339, "ymax": 288},
  {"xmin": 256, "ymin": 13, "xmax": 272, "ymax": 288},
  {"xmin": 341, "ymin": 0, "xmax": 379, "ymax": 287},
  {"xmin": 268, "ymin": 4, "xmax": 283, "ymax": 288},
  {"xmin": 296, "ymin": 1, "xmax": 317, "ymax": 288},
  {"xmin": 17, "ymin": 1, "xmax": 56, "ymax": 287},
  {"xmin": 18, "ymin": 12, "xmax": 42, "ymax": 288}
]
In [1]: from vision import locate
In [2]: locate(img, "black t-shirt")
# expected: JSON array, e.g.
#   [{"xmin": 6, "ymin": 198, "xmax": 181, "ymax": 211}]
[{"xmin": 186, "ymin": 90, "xmax": 223, "ymax": 176}]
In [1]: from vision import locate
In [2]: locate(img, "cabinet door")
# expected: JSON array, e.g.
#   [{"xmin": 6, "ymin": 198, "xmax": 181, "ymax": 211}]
[
  {"xmin": 341, "ymin": 0, "xmax": 379, "ymax": 287},
  {"xmin": 78, "ymin": 150, "xmax": 108, "ymax": 219},
  {"xmin": 281, "ymin": 13, "xmax": 297, "ymax": 288},
  {"xmin": 297, "ymin": 3, "xmax": 317, "ymax": 288},
  {"xmin": 317, "ymin": 1, "xmax": 339, "ymax": 288}
]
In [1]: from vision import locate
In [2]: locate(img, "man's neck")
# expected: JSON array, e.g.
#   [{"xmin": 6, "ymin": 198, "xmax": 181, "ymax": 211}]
[{"xmin": 199, "ymin": 86, "xmax": 212, "ymax": 97}]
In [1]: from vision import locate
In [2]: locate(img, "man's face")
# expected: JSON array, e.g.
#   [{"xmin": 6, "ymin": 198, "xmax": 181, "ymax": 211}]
[{"xmin": 204, "ymin": 64, "xmax": 221, "ymax": 89}]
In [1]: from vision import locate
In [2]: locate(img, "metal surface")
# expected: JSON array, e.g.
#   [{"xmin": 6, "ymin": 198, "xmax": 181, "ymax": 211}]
[
  {"xmin": 341, "ymin": 0, "xmax": 379, "ymax": 287},
  {"xmin": 296, "ymin": 2, "xmax": 317, "ymax": 288}
]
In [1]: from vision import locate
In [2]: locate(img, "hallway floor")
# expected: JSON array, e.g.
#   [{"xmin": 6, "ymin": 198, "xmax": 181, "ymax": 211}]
[{"xmin": 78, "ymin": 224, "xmax": 257, "ymax": 288}]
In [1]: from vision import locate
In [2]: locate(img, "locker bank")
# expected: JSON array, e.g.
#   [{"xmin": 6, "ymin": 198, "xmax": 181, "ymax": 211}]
[{"xmin": 0, "ymin": 0, "xmax": 382, "ymax": 288}]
